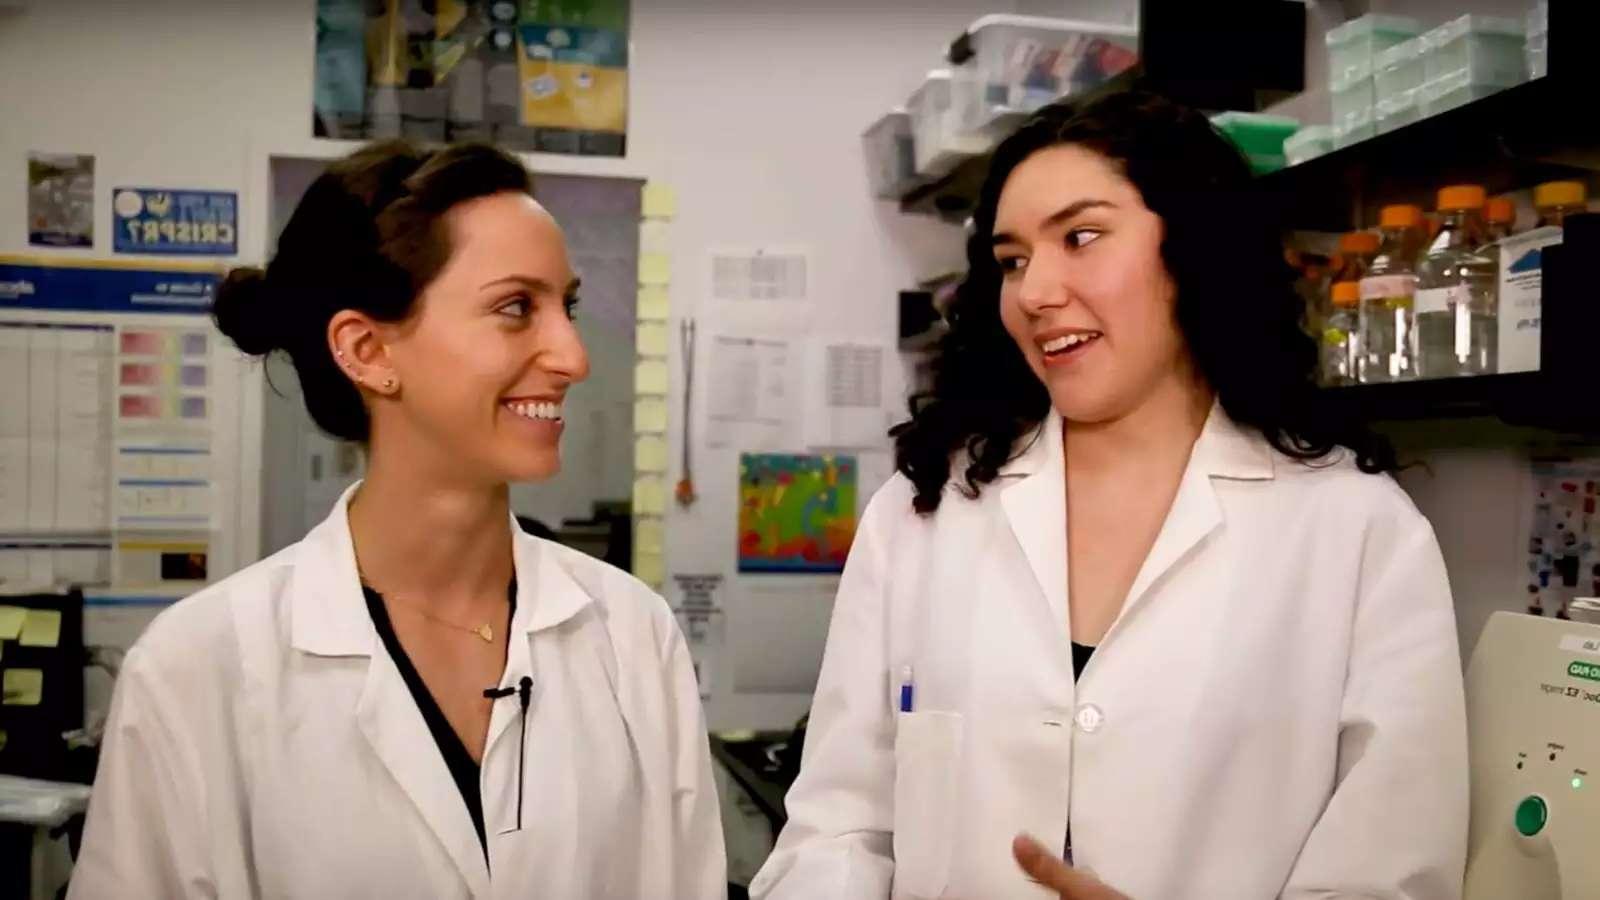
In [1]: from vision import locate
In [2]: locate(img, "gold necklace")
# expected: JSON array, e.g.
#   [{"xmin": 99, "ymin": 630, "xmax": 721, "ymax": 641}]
[{"xmin": 358, "ymin": 569, "xmax": 497, "ymax": 643}]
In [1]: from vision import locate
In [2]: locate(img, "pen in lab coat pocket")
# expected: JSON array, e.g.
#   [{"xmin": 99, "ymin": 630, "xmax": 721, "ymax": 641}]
[{"xmin": 899, "ymin": 665, "xmax": 914, "ymax": 713}]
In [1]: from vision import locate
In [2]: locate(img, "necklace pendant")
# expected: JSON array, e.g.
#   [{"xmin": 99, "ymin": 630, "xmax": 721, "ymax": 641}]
[{"xmin": 475, "ymin": 623, "xmax": 494, "ymax": 643}]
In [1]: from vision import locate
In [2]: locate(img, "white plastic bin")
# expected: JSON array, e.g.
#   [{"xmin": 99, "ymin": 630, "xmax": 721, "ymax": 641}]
[
  {"xmin": 907, "ymin": 69, "xmax": 990, "ymax": 178},
  {"xmin": 950, "ymin": 14, "xmax": 1138, "ymax": 137},
  {"xmin": 862, "ymin": 108, "xmax": 918, "ymax": 199},
  {"xmin": 1376, "ymin": 89, "xmax": 1422, "ymax": 134},
  {"xmin": 1374, "ymin": 37, "xmax": 1426, "ymax": 104},
  {"xmin": 1423, "ymin": 15, "xmax": 1525, "ymax": 86},
  {"xmin": 1330, "ymin": 76, "xmax": 1375, "ymax": 136},
  {"xmin": 1418, "ymin": 68, "xmax": 1505, "ymax": 117},
  {"xmin": 1325, "ymin": 14, "xmax": 1422, "ymax": 87},
  {"xmin": 1283, "ymin": 125, "xmax": 1333, "ymax": 166},
  {"xmin": 1333, "ymin": 108, "xmax": 1375, "ymax": 149},
  {"xmin": 1527, "ymin": 2, "xmax": 1548, "ymax": 79}
]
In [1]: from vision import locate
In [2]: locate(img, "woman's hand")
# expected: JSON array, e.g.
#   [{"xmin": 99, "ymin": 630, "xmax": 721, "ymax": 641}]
[{"xmin": 1013, "ymin": 835, "xmax": 1130, "ymax": 899}]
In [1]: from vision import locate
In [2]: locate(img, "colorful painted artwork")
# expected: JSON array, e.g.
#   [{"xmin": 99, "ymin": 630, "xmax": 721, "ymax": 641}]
[{"xmin": 738, "ymin": 453, "xmax": 857, "ymax": 574}]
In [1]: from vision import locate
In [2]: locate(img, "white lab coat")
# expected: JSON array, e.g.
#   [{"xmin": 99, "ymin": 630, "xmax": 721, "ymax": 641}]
[
  {"xmin": 69, "ymin": 489, "xmax": 725, "ymax": 899},
  {"xmin": 753, "ymin": 407, "xmax": 1468, "ymax": 900}
]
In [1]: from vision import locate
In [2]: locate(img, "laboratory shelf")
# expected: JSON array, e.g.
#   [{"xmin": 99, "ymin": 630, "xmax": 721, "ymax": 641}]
[{"xmin": 1318, "ymin": 372, "xmax": 1596, "ymax": 433}]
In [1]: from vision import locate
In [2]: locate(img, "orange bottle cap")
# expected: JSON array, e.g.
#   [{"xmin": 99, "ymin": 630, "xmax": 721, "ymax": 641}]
[
  {"xmin": 1379, "ymin": 204, "xmax": 1424, "ymax": 229},
  {"xmin": 1485, "ymin": 197, "xmax": 1515, "ymax": 224},
  {"xmin": 1437, "ymin": 184, "xmax": 1487, "ymax": 211},
  {"xmin": 1535, "ymin": 180, "xmax": 1587, "ymax": 210},
  {"xmin": 1339, "ymin": 231, "xmax": 1380, "ymax": 254},
  {"xmin": 1331, "ymin": 281, "xmax": 1360, "ymax": 307}
]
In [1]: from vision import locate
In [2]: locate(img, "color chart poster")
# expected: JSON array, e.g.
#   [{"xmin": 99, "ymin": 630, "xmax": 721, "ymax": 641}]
[
  {"xmin": 312, "ymin": 0, "xmax": 629, "ymax": 157},
  {"xmin": 737, "ymin": 454, "xmax": 857, "ymax": 575}
]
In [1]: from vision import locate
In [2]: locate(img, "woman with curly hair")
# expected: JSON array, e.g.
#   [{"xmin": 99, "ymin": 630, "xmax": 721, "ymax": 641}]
[{"xmin": 753, "ymin": 91, "xmax": 1466, "ymax": 900}]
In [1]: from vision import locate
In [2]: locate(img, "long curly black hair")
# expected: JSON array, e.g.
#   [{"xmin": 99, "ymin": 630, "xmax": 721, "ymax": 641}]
[{"xmin": 891, "ymin": 90, "xmax": 1395, "ymax": 514}]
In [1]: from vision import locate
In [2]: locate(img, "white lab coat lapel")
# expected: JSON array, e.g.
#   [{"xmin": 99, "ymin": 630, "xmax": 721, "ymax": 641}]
[
  {"xmin": 1110, "ymin": 404, "xmax": 1276, "ymax": 640},
  {"xmin": 480, "ymin": 522, "xmax": 597, "ymax": 837},
  {"xmin": 287, "ymin": 485, "xmax": 489, "ymax": 897},
  {"xmin": 997, "ymin": 410, "xmax": 1070, "ymax": 630}
]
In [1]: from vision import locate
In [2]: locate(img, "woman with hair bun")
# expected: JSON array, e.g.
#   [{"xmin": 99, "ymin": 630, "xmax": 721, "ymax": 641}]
[
  {"xmin": 70, "ymin": 140, "xmax": 725, "ymax": 899},
  {"xmin": 754, "ymin": 92, "xmax": 1465, "ymax": 899}
]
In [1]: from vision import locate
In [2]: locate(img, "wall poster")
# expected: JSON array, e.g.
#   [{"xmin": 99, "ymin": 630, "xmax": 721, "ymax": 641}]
[
  {"xmin": 312, "ymin": 0, "xmax": 629, "ymax": 157},
  {"xmin": 737, "ymin": 453, "xmax": 857, "ymax": 575}
]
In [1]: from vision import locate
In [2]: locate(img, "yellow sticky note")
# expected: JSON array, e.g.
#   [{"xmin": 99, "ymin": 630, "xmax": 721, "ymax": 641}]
[
  {"xmin": 640, "ymin": 220, "xmax": 671, "ymax": 256},
  {"xmin": 637, "ymin": 285, "xmax": 670, "ymax": 322},
  {"xmin": 633, "ymin": 476, "xmax": 666, "ymax": 516},
  {"xmin": 18, "ymin": 610, "xmax": 62, "ymax": 648},
  {"xmin": 639, "ymin": 253, "xmax": 671, "ymax": 286},
  {"xmin": 0, "ymin": 607, "xmax": 25, "ymax": 640},
  {"xmin": 2, "ymin": 669, "xmax": 43, "ymax": 707},
  {"xmin": 635, "ymin": 518, "xmax": 665, "ymax": 555},
  {"xmin": 641, "ymin": 183, "xmax": 677, "ymax": 220},
  {"xmin": 634, "ymin": 551, "xmax": 665, "ymax": 588},
  {"xmin": 635, "ymin": 396, "xmax": 668, "ymax": 433},
  {"xmin": 636, "ymin": 434, "xmax": 669, "ymax": 473},
  {"xmin": 637, "ymin": 321, "xmax": 669, "ymax": 358},
  {"xmin": 635, "ymin": 359, "xmax": 669, "ymax": 395}
]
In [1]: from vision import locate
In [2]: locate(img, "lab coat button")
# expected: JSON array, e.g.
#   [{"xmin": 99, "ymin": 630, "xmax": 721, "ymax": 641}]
[{"xmin": 1074, "ymin": 703, "xmax": 1104, "ymax": 733}]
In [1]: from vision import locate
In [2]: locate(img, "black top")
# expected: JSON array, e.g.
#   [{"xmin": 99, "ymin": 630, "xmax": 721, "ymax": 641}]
[
  {"xmin": 1071, "ymin": 641, "xmax": 1095, "ymax": 680},
  {"xmin": 363, "ymin": 580, "xmax": 517, "ymax": 859}
]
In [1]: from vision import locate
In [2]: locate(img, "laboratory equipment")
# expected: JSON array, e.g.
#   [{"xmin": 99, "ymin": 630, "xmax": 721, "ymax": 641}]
[
  {"xmin": 1282, "ymin": 126, "xmax": 1332, "ymax": 166},
  {"xmin": 861, "ymin": 108, "xmax": 918, "ymax": 199},
  {"xmin": 1374, "ymin": 37, "xmax": 1426, "ymax": 104},
  {"xmin": 1359, "ymin": 204, "xmax": 1424, "ymax": 382},
  {"xmin": 1463, "ymin": 611, "xmax": 1600, "ymax": 900},
  {"xmin": 1485, "ymin": 196, "xmax": 1517, "ymax": 243},
  {"xmin": 1330, "ymin": 76, "xmax": 1375, "ymax": 149},
  {"xmin": 1321, "ymin": 281, "xmax": 1361, "ymax": 385},
  {"xmin": 1209, "ymin": 112, "xmax": 1298, "ymax": 174},
  {"xmin": 1419, "ymin": 15, "xmax": 1527, "ymax": 117},
  {"xmin": 1417, "ymin": 184, "xmax": 1497, "ymax": 379},
  {"xmin": 1528, "ymin": 1, "xmax": 1549, "ymax": 79},
  {"xmin": 907, "ymin": 69, "xmax": 990, "ymax": 178},
  {"xmin": 948, "ymin": 14, "xmax": 1137, "ymax": 140},
  {"xmin": 1376, "ymin": 90, "xmax": 1422, "ymax": 135},
  {"xmin": 1535, "ymin": 181, "xmax": 1587, "ymax": 228},
  {"xmin": 1325, "ymin": 14, "xmax": 1422, "ymax": 87}
]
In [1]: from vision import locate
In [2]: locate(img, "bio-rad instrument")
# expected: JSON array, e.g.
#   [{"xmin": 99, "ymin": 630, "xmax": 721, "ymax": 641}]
[{"xmin": 1464, "ymin": 610, "xmax": 1600, "ymax": 900}]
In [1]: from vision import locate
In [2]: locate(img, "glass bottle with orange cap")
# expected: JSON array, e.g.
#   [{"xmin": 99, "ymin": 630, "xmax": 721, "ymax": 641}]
[
  {"xmin": 1534, "ymin": 180, "xmax": 1587, "ymax": 228},
  {"xmin": 1484, "ymin": 196, "xmax": 1517, "ymax": 244},
  {"xmin": 1416, "ymin": 184, "xmax": 1497, "ymax": 379},
  {"xmin": 1358, "ymin": 204, "xmax": 1425, "ymax": 382},
  {"xmin": 1323, "ymin": 279, "xmax": 1362, "ymax": 385}
]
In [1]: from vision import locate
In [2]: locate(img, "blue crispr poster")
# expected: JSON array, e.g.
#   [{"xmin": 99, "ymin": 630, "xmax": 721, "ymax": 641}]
[{"xmin": 113, "ymin": 188, "xmax": 238, "ymax": 256}]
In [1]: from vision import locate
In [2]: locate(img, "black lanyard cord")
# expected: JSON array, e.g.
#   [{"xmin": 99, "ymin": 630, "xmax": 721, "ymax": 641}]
[{"xmin": 516, "ymin": 675, "xmax": 532, "ymax": 830}]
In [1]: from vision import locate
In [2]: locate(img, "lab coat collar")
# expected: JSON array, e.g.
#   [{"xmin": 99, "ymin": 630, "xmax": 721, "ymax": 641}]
[
  {"xmin": 289, "ymin": 483, "xmax": 595, "ymax": 657},
  {"xmin": 994, "ymin": 400, "xmax": 1275, "ymax": 482},
  {"xmin": 994, "ymin": 401, "xmax": 1274, "ymax": 649}
]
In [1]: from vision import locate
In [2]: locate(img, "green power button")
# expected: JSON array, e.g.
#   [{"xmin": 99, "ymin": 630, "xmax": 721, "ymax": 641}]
[{"xmin": 1515, "ymin": 795, "xmax": 1549, "ymax": 837}]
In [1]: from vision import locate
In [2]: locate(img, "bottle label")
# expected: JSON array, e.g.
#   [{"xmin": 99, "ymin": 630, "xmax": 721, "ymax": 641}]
[
  {"xmin": 1360, "ymin": 274, "xmax": 1416, "ymax": 302},
  {"xmin": 1415, "ymin": 286, "xmax": 1469, "ymax": 315}
]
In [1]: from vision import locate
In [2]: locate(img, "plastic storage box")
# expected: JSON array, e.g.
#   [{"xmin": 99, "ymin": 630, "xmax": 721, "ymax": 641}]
[
  {"xmin": 1527, "ymin": 1, "xmax": 1548, "ymax": 79},
  {"xmin": 1283, "ymin": 126, "xmax": 1333, "ymax": 166},
  {"xmin": 907, "ymin": 69, "xmax": 991, "ymax": 178},
  {"xmin": 862, "ymin": 108, "xmax": 917, "ymax": 199},
  {"xmin": 1374, "ymin": 37, "xmax": 1426, "ymax": 104},
  {"xmin": 1419, "ymin": 68, "xmax": 1506, "ymax": 117},
  {"xmin": 1333, "ymin": 108, "xmax": 1375, "ymax": 149},
  {"xmin": 949, "ymin": 14, "xmax": 1138, "ymax": 138},
  {"xmin": 1331, "ymin": 76, "xmax": 1375, "ymax": 137},
  {"xmin": 1325, "ymin": 14, "xmax": 1422, "ymax": 86},
  {"xmin": 1210, "ymin": 112, "xmax": 1298, "ymax": 175},
  {"xmin": 1423, "ymin": 15, "xmax": 1525, "ymax": 86},
  {"xmin": 1376, "ymin": 89, "xmax": 1422, "ymax": 134}
]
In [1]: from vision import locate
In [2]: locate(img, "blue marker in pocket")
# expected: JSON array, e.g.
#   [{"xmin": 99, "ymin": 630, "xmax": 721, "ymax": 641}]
[{"xmin": 898, "ymin": 665, "xmax": 915, "ymax": 713}]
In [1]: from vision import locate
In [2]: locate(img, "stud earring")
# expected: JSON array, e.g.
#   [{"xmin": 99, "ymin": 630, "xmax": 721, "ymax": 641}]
[{"xmin": 382, "ymin": 376, "xmax": 397, "ymax": 391}]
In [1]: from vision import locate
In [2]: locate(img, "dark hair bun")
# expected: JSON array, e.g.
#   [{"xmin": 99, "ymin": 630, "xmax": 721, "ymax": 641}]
[{"xmin": 212, "ymin": 265, "xmax": 281, "ymax": 356}]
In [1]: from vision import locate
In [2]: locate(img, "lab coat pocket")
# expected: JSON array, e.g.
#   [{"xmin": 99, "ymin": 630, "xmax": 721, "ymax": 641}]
[{"xmin": 892, "ymin": 710, "xmax": 964, "ymax": 899}]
